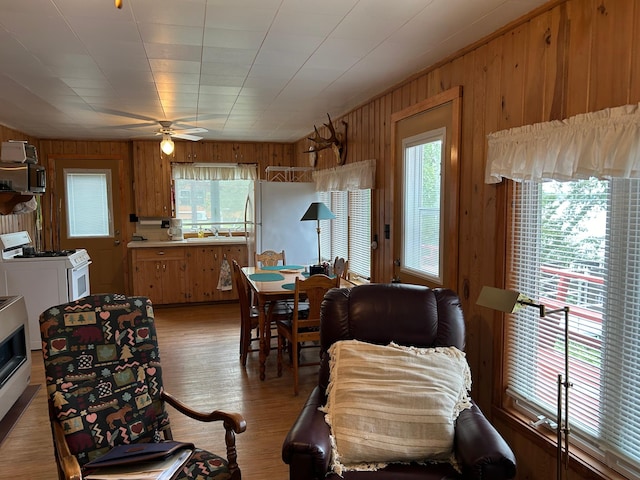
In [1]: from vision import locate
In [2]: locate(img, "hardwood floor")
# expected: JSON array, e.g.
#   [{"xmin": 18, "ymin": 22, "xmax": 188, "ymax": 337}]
[{"xmin": 0, "ymin": 302, "xmax": 319, "ymax": 479}]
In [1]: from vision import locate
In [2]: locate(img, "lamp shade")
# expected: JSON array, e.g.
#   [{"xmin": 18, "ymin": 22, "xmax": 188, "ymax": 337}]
[
  {"xmin": 301, "ymin": 202, "xmax": 335, "ymax": 221},
  {"xmin": 476, "ymin": 286, "xmax": 521, "ymax": 313}
]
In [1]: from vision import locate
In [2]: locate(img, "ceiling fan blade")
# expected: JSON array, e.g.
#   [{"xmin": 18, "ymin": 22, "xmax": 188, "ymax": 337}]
[
  {"xmin": 175, "ymin": 127, "xmax": 208, "ymax": 135},
  {"xmin": 172, "ymin": 133, "xmax": 204, "ymax": 141}
]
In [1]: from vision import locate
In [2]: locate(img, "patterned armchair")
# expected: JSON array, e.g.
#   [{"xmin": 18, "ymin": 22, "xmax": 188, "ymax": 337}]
[{"xmin": 39, "ymin": 293, "xmax": 246, "ymax": 480}]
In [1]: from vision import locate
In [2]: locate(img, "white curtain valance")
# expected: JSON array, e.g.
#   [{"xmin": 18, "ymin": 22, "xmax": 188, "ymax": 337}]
[
  {"xmin": 313, "ymin": 159, "xmax": 376, "ymax": 192},
  {"xmin": 172, "ymin": 163, "xmax": 257, "ymax": 181},
  {"xmin": 486, "ymin": 103, "xmax": 640, "ymax": 184}
]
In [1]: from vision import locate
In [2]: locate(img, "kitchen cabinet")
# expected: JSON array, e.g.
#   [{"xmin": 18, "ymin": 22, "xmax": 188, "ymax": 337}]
[
  {"xmin": 133, "ymin": 141, "xmax": 172, "ymax": 217},
  {"xmin": 173, "ymin": 141, "xmax": 212, "ymax": 163},
  {"xmin": 131, "ymin": 247, "xmax": 187, "ymax": 305},
  {"xmin": 187, "ymin": 244, "xmax": 248, "ymax": 302}
]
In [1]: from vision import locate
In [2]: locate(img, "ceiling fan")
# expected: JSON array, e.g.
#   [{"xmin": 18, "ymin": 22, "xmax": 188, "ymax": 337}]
[
  {"xmin": 156, "ymin": 121, "xmax": 208, "ymax": 155},
  {"xmin": 156, "ymin": 121, "xmax": 207, "ymax": 141}
]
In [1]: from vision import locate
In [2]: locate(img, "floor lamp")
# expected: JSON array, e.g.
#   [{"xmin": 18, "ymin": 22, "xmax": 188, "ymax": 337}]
[
  {"xmin": 300, "ymin": 202, "xmax": 335, "ymax": 271},
  {"xmin": 477, "ymin": 285, "xmax": 571, "ymax": 480}
]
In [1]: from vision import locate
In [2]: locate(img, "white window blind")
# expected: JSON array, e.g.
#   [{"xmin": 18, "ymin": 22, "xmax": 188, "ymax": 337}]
[
  {"xmin": 402, "ymin": 129, "xmax": 444, "ymax": 282},
  {"xmin": 65, "ymin": 170, "xmax": 112, "ymax": 237},
  {"xmin": 508, "ymin": 178, "xmax": 640, "ymax": 477},
  {"xmin": 349, "ymin": 189, "xmax": 371, "ymax": 279},
  {"xmin": 319, "ymin": 190, "xmax": 371, "ymax": 280}
]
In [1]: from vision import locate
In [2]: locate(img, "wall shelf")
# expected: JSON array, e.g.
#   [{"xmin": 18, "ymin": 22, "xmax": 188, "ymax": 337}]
[{"xmin": 0, "ymin": 193, "xmax": 34, "ymax": 215}]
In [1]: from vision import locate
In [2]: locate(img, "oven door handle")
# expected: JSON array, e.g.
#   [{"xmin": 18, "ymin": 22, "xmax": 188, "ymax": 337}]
[{"xmin": 71, "ymin": 261, "xmax": 92, "ymax": 272}]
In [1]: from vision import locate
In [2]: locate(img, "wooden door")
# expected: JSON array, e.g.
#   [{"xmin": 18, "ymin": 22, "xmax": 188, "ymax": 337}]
[
  {"xmin": 53, "ymin": 156, "xmax": 126, "ymax": 295},
  {"xmin": 391, "ymin": 87, "xmax": 462, "ymax": 290}
]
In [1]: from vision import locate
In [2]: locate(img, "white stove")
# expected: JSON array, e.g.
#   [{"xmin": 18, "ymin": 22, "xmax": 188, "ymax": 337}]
[
  {"xmin": 0, "ymin": 231, "xmax": 90, "ymax": 267},
  {"xmin": 0, "ymin": 231, "xmax": 91, "ymax": 350}
]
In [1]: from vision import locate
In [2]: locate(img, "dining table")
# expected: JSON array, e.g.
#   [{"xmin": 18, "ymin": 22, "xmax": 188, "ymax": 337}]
[{"xmin": 241, "ymin": 265, "xmax": 350, "ymax": 380}]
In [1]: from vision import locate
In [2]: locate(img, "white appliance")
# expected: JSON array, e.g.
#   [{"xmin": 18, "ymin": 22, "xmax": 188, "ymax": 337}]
[
  {"xmin": 0, "ymin": 295, "xmax": 31, "ymax": 422},
  {"xmin": 254, "ymin": 181, "xmax": 319, "ymax": 266},
  {"xmin": 0, "ymin": 231, "xmax": 91, "ymax": 350}
]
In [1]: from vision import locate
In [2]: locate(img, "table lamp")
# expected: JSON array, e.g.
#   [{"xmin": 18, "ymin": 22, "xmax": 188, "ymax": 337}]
[
  {"xmin": 477, "ymin": 285, "xmax": 571, "ymax": 480},
  {"xmin": 301, "ymin": 202, "xmax": 335, "ymax": 271}
]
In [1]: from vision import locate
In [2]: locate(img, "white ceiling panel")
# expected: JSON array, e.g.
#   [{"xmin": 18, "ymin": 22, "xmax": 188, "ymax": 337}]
[{"xmin": 0, "ymin": 0, "xmax": 548, "ymax": 142}]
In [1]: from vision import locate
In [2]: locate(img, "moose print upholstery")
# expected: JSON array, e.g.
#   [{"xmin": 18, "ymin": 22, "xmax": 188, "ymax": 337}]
[{"xmin": 40, "ymin": 294, "xmax": 246, "ymax": 480}]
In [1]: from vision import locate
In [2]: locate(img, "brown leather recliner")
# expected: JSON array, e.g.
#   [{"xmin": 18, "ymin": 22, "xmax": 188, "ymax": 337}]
[{"xmin": 282, "ymin": 283, "xmax": 517, "ymax": 480}]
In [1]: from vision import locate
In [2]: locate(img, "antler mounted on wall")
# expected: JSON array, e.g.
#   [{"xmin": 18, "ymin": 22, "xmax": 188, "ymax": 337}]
[{"xmin": 305, "ymin": 113, "xmax": 348, "ymax": 166}]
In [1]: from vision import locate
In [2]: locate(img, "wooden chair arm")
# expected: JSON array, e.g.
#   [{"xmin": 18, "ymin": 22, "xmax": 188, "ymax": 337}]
[
  {"xmin": 161, "ymin": 390, "xmax": 247, "ymax": 434},
  {"xmin": 52, "ymin": 420, "xmax": 83, "ymax": 480}
]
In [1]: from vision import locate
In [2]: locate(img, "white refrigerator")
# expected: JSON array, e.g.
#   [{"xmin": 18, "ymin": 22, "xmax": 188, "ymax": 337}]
[{"xmin": 253, "ymin": 181, "xmax": 319, "ymax": 266}]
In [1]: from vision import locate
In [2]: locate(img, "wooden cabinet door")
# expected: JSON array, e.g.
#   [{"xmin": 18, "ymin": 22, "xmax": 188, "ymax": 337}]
[
  {"xmin": 133, "ymin": 141, "xmax": 172, "ymax": 217},
  {"xmin": 131, "ymin": 248, "xmax": 186, "ymax": 304},
  {"xmin": 172, "ymin": 142, "xmax": 193, "ymax": 163},
  {"xmin": 132, "ymin": 257, "xmax": 163, "ymax": 304},
  {"xmin": 188, "ymin": 247, "xmax": 220, "ymax": 302},
  {"xmin": 216, "ymin": 245, "xmax": 248, "ymax": 301},
  {"xmin": 161, "ymin": 257, "xmax": 188, "ymax": 304},
  {"xmin": 173, "ymin": 141, "xmax": 213, "ymax": 163}
]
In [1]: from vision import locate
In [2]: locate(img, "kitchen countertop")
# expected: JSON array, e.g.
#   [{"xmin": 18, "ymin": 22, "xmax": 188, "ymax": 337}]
[{"xmin": 127, "ymin": 237, "xmax": 247, "ymax": 248}]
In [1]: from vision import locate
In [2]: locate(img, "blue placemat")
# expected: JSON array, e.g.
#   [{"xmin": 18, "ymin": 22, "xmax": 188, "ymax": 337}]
[
  {"xmin": 261, "ymin": 265, "xmax": 305, "ymax": 271},
  {"xmin": 249, "ymin": 272, "xmax": 285, "ymax": 281},
  {"xmin": 281, "ymin": 283, "xmax": 295, "ymax": 290}
]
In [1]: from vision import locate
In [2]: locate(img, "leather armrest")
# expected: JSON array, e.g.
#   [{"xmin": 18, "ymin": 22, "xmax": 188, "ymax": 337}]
[
  {"xmin": 282, "ymin": 386, "xmax": 332, "ymax": 480},
  {"xmin": 454, "ymin": 402, "xmax": 517, "ymax": 480}
]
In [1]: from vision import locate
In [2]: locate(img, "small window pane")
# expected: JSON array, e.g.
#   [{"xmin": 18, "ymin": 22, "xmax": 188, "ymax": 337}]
[
  {"xmin": 402, "ymin": 129, "xmax": 444, "ymax": 282},
  {"xmin": 65, "ymin": 170, "xmax": 112, "ymax": 237}
]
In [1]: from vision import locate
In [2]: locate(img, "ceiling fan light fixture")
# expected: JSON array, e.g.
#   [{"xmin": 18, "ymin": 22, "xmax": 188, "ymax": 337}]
[{"xmin": 160, "ymin": 134, "xmax": 174, "ymax": 155}]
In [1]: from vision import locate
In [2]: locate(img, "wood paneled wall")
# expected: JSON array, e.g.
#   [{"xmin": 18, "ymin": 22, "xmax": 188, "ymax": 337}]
[{"xmin": 292, "ymin": 1, "xmax": 639, "ymax": 478}]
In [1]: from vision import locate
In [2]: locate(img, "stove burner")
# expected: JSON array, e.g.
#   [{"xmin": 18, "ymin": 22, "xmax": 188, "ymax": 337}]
[{"xmin": 15, "ymin": 249, "xmax": 77, "ymax": 258}]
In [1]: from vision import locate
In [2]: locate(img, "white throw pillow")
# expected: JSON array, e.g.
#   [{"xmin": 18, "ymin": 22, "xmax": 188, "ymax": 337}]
[{"xmin": 321, "ymin": 339, "xmax": 472, "ymax": 475}]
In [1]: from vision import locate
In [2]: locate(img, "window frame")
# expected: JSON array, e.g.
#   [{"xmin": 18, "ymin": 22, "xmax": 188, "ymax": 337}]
[
  {"xmin": 64, "ymin": 168, "xmax": 113, "ymax": 239},
  {"xmin": 400, "ymin": 128, "xmax": 446, "ymax": 284},
  {"xmin": 390, "ymin": 86, "xmax": 461, "ymax": 289},
  {"xmin": 319, "ymin": 189, "xmax": 371, "ymax": 281},
  {"xmin": 499, "ymin": 177, "xmax": 640, "ymax": 480}
]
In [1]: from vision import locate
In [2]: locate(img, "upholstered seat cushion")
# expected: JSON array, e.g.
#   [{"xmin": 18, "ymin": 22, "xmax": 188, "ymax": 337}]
[
  {"xmin": 174, "ymin": 449, "xmax": 232, "ymax": 479},
  {"xmin": 322, "ymin": 340, "xmax": 472, "ymax": 475}
]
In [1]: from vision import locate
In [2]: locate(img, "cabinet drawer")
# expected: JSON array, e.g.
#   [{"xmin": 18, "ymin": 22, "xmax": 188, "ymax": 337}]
[{"xmin": 133, "ymin": 247, "xmax": 185, "ymax": 261}]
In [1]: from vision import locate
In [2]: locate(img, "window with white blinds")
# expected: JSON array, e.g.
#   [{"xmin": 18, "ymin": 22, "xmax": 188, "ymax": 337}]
[
  {"xmin": 507, "ymin": 178, "xmax": 640, "ymax": 477},
  {"xmin": 319, "ymin": 190, "xmax": 371, "ymax": 280},
  {"xmin": 65, "ymin": 170, "xmax": 112, "ymax": 237},
  {"xmin": 402, "ymin": 128, "xmax": 444, "ymax": 283}
]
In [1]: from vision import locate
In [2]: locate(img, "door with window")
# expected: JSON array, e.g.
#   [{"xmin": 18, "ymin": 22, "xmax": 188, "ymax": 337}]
[
  {"xmin": 392, "ymin": 87, "xmax": 461, "ymax": 289},
  {"xmin": 54, "ymin": 158, "xmax": 124, "ymax": 295}
]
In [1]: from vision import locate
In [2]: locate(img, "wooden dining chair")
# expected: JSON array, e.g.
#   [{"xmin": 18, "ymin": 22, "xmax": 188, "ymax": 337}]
[
  {"xmin": 276, "ymin": 274, "xmax": 339, "ymax": 395},
  {"xmin": 333, "ymin": 256, "xmax": 349, "ymax": 280},
  {"xmin": 232, "ymin": 260, "xmax": 288, "ymax": 366},
  {"xmin": 232, "ymin": 259, "xmax": 260, "ymax": 366},
  {"xmin": 255, "ymin": 250, "xmax": 286, "ymax": 267}
]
